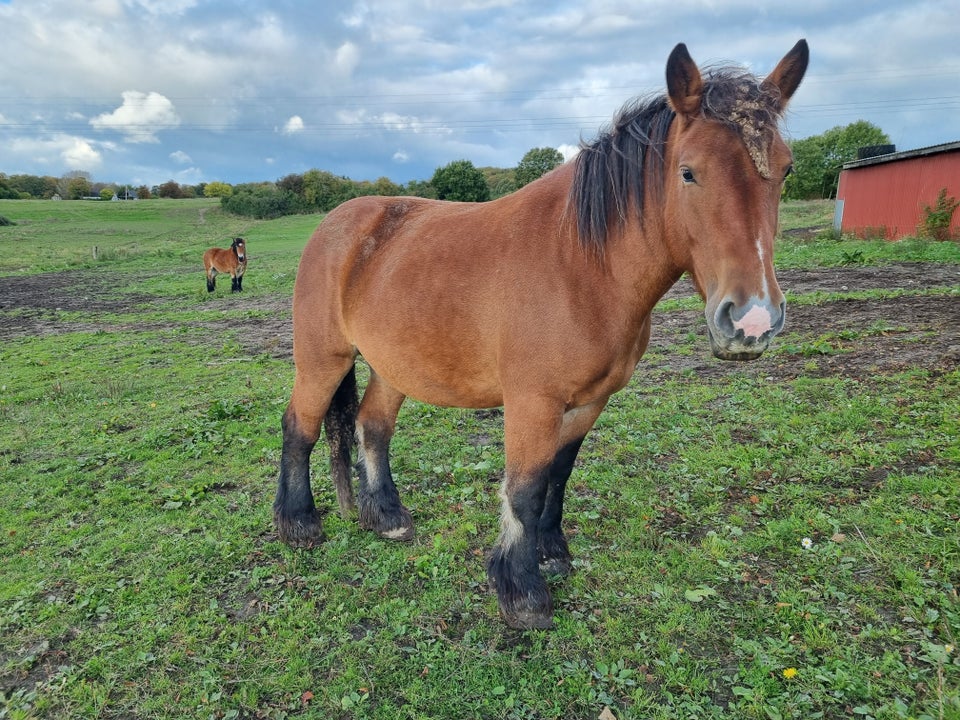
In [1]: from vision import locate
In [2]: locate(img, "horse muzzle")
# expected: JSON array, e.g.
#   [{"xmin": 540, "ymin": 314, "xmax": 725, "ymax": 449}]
[{"xmin": 705, "ymin": 298, "xmax": 785, "ymax": 361}]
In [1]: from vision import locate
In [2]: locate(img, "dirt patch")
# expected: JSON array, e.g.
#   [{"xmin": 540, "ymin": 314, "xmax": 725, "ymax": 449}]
[
  {"xmin": 649, "ymin": 263, "xmax": 960, "ymax": 379},
  {"xmin": 2, "ymin": 263, "xmax": 958, "ymax": 380}
]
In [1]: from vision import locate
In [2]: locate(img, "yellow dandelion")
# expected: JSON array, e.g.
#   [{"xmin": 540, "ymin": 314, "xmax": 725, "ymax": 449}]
[{"xmin": 782, "ymin": 667, "xmax": 798, "ymax": 680}]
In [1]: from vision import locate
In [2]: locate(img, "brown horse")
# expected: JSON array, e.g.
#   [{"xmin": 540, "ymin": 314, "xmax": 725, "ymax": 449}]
[
  {"xmin": 274, "ymin": 40, "xmax": 808, "ymax": 629},
  {"xmin": 203, "ymin": 237, "xmax": 247, "ymax": 292}
]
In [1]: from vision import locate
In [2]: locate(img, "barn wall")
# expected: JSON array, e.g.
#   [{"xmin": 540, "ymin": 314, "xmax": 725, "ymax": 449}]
[{"xmin": 836, "ymin": 149, "xmax": 960, "ymax": 239}]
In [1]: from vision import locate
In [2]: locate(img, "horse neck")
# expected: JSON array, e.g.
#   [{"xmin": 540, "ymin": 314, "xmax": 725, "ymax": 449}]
[{"xmin": 510, "ymin": 163, "xmax": 684, "ymax": 317}]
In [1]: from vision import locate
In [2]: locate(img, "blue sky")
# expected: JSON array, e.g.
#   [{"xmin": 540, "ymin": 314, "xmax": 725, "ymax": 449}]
[{"xmin": 1, "ymin": 0, "xmax": 957, "ymax": 188}]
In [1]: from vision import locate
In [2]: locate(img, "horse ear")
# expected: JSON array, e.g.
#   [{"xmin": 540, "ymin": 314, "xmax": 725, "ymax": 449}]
[
  {"xmin": 762, "ymin": 39, "xmax": 809, "ymax": 110},
  {"xmin": 666, "ymin": 43, "xmax": 703, "ymax": 116}
]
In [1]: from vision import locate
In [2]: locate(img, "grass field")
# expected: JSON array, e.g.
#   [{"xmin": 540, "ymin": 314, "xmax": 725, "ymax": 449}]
[{"xmin": 1, "ymin": 198, "xmax": 959, "ymax": 719}]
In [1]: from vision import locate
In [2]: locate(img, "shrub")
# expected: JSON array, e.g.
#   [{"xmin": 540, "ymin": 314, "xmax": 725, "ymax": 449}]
[
  {"xmin": 918, "ymin": 188, "xmax": 960, "ymax": 241},
  {"xmin": 220, "ymin": 184, "xmax": 306, "ymax": 219}
]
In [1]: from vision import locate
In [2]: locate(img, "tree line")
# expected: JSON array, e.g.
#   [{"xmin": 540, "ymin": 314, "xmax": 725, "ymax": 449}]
[
  {"xmin": 220, "ymin": 147, "xmax": 567, "ymax": 219},
  {"xmin": 0, "ymin": 121, "xmax": 890, "ymax": 214}
]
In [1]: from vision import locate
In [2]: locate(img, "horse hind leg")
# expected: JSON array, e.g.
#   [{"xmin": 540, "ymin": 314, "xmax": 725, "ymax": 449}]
[
  {"xmin": 274, "ymin": 360, "xmax": 355, "ymax": 547},
  {"xmin": 356, "ymin": 370, "xmax": 413, "ymax": 541},
  {"xmin": 206, "ymin": 268, "xmax": 216, "ymax": 292}
]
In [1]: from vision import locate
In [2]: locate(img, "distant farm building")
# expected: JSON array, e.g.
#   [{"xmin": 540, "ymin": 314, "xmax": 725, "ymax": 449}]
[{"xmin": 835, "ymin": 140, "xmax": 960, "ymax": 240}]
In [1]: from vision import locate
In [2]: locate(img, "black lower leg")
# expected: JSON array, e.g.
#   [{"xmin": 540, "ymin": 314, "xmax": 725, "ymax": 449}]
[
  {"xmin": 538, "ymin": 438, "xmax": 584, "ymax": 577},
  {"xmin": 274, "ymin": 410, "xmax": 324, "ymax": 547},
  {"xmin": 488, "ymin": 475, "xmax": 553, "ymax": 629},
  {"xmin": 206, "ymin": 276, "xmax": 215, "ymax": 292}
]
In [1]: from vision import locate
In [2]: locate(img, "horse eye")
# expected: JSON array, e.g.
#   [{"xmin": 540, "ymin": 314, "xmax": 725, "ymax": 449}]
[
  {"xmin": 681, "ymin": 167, "xmax": 696, "ymax": 184},
  {"xmin": 784, "ymin": 164, "xmax": 794, "ymax": 180}
]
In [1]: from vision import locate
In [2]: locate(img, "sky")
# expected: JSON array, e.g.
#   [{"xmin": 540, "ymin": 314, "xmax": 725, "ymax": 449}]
[{"xmin": 1, "ymin": 0, "xmax": 958, "ymax": 189}]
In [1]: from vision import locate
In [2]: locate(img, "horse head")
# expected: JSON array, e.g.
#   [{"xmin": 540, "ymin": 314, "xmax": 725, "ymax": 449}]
[
  {"xmin": 664, "ymin": 40, "xmax": 808, "ymax": 360},
  {"xmin": 232, "ymin": 237, "xmax": 246, "ymax": 262}
]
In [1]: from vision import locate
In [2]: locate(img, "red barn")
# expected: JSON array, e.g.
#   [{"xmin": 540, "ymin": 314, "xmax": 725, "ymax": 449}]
[{"xmin": 835, "ymin": 140, "xmax": 960, "ymax": 240}]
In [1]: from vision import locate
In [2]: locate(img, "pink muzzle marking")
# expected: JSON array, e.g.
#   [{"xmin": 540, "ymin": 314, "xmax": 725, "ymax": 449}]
[{"xmin": 733, "ymin": 305, "xmax": 773, "ymax": 338}]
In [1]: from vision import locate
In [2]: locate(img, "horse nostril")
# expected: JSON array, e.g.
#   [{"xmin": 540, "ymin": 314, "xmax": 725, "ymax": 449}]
[{"xmin": 715, "ymin": 301, "xmax": 737, "ymax": 337}]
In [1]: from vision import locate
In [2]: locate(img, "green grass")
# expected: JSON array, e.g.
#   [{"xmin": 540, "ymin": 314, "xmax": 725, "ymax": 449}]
[{"xmin": 1, "ymin": 199, "xmax": 958, "ymax": 719}]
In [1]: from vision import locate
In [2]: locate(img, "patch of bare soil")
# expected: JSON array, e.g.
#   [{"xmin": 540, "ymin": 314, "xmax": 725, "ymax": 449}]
[
  {"xmin": 1, "ymin": 263, "xmax": 958, "ymax": 380},
  {"xmin": 650, "ymin": 263, "xmax": 960, "ymax": 379}
]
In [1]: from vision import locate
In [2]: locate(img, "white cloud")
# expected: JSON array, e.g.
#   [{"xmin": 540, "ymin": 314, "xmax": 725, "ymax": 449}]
[
  {"xmin": 393, "ymin": 150, "xmax": 410, "ymax": 163},
  {"xmin": 90, "ymin": 91, "xmax": 181, "ymax": 143},
  {"xmin": 557, "ymin": 144, "xmax": 580, "ymax": 162},
  {"xmin": 62, "ymin": 138, "xmax": 103, "ymax": 170},
  {"xmin": 170, "ymin": 150, "xmax": 192, "ymax": 164},
  {"xmin": 282, "ymin": 115, "xmax": 304, "ymax": 134},
  {"xmin": 334, "ymin": 41, "xmax": 360, "ymax": 76}
]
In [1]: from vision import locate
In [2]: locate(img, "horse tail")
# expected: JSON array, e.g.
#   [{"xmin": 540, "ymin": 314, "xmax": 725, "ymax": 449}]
[{"xmin": 325, "ymin": 364, "xmax": 359, "ymax": 517}]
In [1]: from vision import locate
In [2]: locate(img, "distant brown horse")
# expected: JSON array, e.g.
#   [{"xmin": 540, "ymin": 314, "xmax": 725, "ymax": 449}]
[
  {"xmin": 203, "ymin": 237, "xmax": 247, "ymax": 292},
  {"xmin": 274, "ymin": 41, "xmax": 808, "ymax": 629}
]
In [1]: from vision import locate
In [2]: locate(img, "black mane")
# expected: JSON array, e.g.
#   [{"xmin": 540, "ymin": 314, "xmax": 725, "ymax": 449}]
[{"xmin": 570, "ymin": 68, "xmax": 785, "ymax": 254}]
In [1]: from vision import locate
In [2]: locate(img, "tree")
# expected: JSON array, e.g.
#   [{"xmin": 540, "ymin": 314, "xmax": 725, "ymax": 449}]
[
  {"xmin": 515, "ymin": 147, "xmax": 563, "ymax": 188},
  {"xmin": 784, "ymin": 120, "xmax": 890, "ymax": 200},
  {"xmin": 66, "ymin": 175, "xmax": 91, "ymax": 199},
  {"xmin": 301, "ymin": 169, "xmax": 356, "ymax": 211},
  {"xmin": 204, "ymin": 181, "xmax": 233, "ymax": 198},
  {"xmin": 157, "ymin": 180, "xmax": 184, "ymax": 198},
  {"xmin": 62, "ymin": 171, "xmax": 91, "ymax": 199},
  {"xmin": 431, "ymin": 159, "xmax": 489, "ymax": 202}
]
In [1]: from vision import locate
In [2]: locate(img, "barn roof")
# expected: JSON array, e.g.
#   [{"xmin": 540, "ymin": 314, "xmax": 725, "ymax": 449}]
[{"xmin": 842, "ymin": 140, "xmax": 960, "ymax": 170}]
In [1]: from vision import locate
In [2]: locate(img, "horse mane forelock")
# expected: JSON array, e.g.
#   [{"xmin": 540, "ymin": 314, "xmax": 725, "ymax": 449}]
[{"xmin": 570, "ymin": 67, "xmax": 786, "ymax": 254}]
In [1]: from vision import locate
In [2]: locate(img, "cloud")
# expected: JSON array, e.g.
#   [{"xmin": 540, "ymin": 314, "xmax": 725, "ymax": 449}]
[
  {"xmin": 557, "ymin": 144, "xmax": 580, "ymax": 162},
  {"xmin": 90, "ymin": 91, "xmax": 181, "ymax": 143},
  {"xmin": 170, "ymin": 150, "xmax": 192, "ymax": 164},
  {"xmin": 334, "ymin": 42, "xmax": 360, "ymax": 76},
  {"xmin": 62, "ymin": 138, "xmax": 103, "ymax": 170},
  {"xmin": 282, "ymin": 115, "xmax": 304, "ymax": 134},
  {"xmin": 393, "ymin": 150, "xmax": 410, "ymax": 163}
]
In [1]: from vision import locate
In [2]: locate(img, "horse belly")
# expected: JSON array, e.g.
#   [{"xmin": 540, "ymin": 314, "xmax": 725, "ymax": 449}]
[{"xmin": 354, "ymin": 324, "xmax": 504, "ymax": 409}]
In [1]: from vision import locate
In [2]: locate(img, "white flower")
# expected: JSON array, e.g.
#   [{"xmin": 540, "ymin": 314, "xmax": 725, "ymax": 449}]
[{"xmin": 801, "ymin": 537, "xmax": 813, "ymax": 550}]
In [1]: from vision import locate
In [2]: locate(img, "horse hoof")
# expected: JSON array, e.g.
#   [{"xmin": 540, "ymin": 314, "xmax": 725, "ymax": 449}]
[
  {"xmin": 274, "ymin": 512, "xmax": 325, "ymax": 548},
  {"xmin": 360, "ymin": 502, "xmax": 414, "ymax": 542},
  {"xmin": 539, "ymin": 556, "xmax": 573, "ymax": 579},
  {"xmin": 378, "ymin": 524, "xmax": 415, "ymax": 542},
  {"xmin": 500, "ymin": 604, "xmax": 554, "ymax": 630}
]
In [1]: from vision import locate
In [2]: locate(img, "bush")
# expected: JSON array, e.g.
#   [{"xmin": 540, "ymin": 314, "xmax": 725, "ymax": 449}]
[
  {"xmin": 220, "ymin": 184, "xmax": 306, "ymax": 219},
  {"xmin": 918, "ymin": 188, "xmax": 960, "ymax": 241}
]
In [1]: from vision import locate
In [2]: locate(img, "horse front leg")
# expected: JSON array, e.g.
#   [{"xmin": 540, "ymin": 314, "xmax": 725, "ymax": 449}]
[
  {"xmin": 488, "ymin": 398, "xmax": 565, "ymax": 629},
  {"xmin": 538, "ymin": 401, "xmax": 608, "ymax": 577},
  {"xmin": 356, "ymin": 370, "xmax": 414, "ymax": 541}
]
